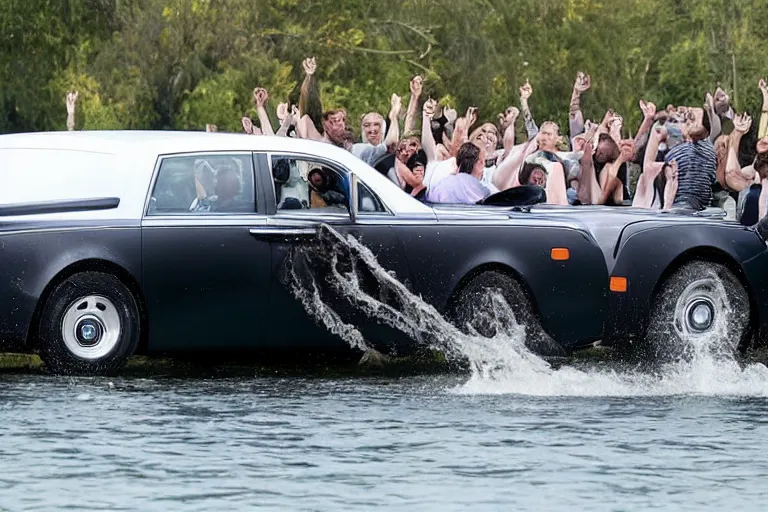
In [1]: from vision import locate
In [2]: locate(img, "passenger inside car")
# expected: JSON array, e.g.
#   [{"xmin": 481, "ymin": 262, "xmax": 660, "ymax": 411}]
[
  {"xmin": 190, "ymin": 160, "xmax": 254, "ymax": 213},
  {"xmin": 308, "ymin": 167, "xmax": 347, "ymax": 208}
]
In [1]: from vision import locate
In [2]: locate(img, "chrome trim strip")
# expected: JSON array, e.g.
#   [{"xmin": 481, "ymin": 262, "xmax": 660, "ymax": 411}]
[
  {"xmin": 141, "ymin": 215, "xmax": 268, "ymax": 227},
  {"xmin": 0, "ymin": 225, "xmax": 136, "ymax": 236},
  {"xmin": 249, "ymin": 227, "xmax": 317, "ymax": 236}
]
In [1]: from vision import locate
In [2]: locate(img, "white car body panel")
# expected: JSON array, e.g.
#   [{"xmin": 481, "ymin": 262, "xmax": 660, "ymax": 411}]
[{"xmin": 0, "ymin": 131, "xmax": 435, "ymax": 221}]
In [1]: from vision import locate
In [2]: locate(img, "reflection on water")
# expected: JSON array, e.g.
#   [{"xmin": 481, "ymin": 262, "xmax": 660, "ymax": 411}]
[{"xmin": 2, "ymin": 374, "xmax": 768, "ymax": 511}]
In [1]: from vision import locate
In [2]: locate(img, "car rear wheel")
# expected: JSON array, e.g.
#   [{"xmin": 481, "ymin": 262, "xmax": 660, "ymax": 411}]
[
  {"xmin": 37, "ymin": 271, "xmax": 140, "ymax": 375},
  {"xmin": 449, "ymin": 270, "xmax": 565, "ymax": 357},
  {"xmin": 645, "ymin": 261, "xmax": 750, "ymax": 361}
]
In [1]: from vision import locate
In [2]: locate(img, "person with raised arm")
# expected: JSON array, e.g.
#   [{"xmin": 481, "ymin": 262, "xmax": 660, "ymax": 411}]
[
  {"xmin": 252, "ymin": 87, "xmax": 274, "ymax": 136},
  {"xmin": 66, "ymin": 91, "xmax": 78, "ymax": 131},
  {"xmin": 519, "ymin": 79, "xmax": 538, "ymax": 139},
  {"xmin": 757, "ymin": 78, "xmax": 768, "ymax": 153},
  {"xmin": 568, "ymin": 71, "xmax": 590, "ymax": 147},
  {"xmin": 403, "ymin": 75, "xmax": 423, "ymax": 139},
  {"xmin": 294, "ymin": 57, "xmax": 354, "ymax": 150},
  {"xmin": 632, "ymin": 123, "xmax": 679, "ymax": 209},
  {"xmin": 420, "ymin": 101, "xmax": 483, "ymax": 193},
  {"xmin": 599, "ymin": 140, "xmax": 638, "ymax": 205},
  {"xmin": 351, "ymin": 94, "xmax": 399, "ymax": 166},
  {"xmin": 724, "ymin": 113, "xmax": 756, "ymax": 191}
]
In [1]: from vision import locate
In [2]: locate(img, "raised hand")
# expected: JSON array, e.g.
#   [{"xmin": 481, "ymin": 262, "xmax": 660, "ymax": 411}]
[
  {"xmin": 639, "ymin": 99, "xmax": 656, "ymax": 120},
  {"xmin": 465, "ymin": 106, "xmax": 478, "ymax": 128},
  {"xmin": 410, "ymin": 75, "xmax": 423, "ymax": 98},
  {"xmin": 601, "ymin": 109, "xmax": 615, "ymax": 127},
  {"xmin": 618, "ymin": 139, "xmax": 635, "ymax": 161},
  {"xmin": 498, "ymin": 106, "xmax": 519, "ymax": 130},
  {"xmin": 423, "ymin": 97, "xmax": 437, "ymax": 119},
  {"xmin": 253, "ymin": 88, "xmax": 268, "ymax": 108},
  {"xmin": 733, "ymin": 112, "xmax": 752, "ymax": 134},
  {"xmin": 302, "ymin": 57, "xmax": 317, "ymax": 76},
  {"xmin": 276, "ymin": 103, "xmax": 289, "ymax": 122},
  {"xmin": 760, "ymin": 78, "xmax": 768, "ymax": 98},
  {"xmin": 242, "ymin": 116, "xmax": 254, "ymax": 134},
  {"xmin": 610, "ymin": 114, "xmax": 623, "ymax": 142},
  {"xmin": 390, "ymin": 93, "xmax": 402, "ymax": 119},
  {"xmin": 66, "ymin": 91, "xmax": 78, "ymax": 115},
  {"xmin": 519, "ymin": 79, "xmax": 533, "ymax": 101},
  {"xmin": 705, "ymin": 91, "xmax": 715, "ymax": 112},
  {"xmin": 573, "ymin": 71, "xmax": 591, "ymax": 93}
]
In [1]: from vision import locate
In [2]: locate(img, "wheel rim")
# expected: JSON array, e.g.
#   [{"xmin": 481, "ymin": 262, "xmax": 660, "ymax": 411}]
[
  {"xmin": 61, "ymin": 295, "xmax": 122, "ymax": 360},
  {"xmin": 672, "ymin": 278, "xmax": 721, "ymax": 338}
]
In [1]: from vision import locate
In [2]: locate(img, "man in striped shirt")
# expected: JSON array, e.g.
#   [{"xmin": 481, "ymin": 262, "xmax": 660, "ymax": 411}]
[{"xmin": 663, "ymin": 124, "xmax": 717, "ymax": 210}]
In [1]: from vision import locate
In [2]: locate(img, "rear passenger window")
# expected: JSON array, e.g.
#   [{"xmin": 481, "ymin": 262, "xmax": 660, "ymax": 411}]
[{"xmin": 147, "ymin": 154, "xmax": 256, "ymax": 215}]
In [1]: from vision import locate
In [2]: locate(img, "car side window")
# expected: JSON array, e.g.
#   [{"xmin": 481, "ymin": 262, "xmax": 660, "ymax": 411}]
[
  {"xmin": 270, "ymin": 155, "xmax": 385, "ymax": 214},
  {"xmin": 147, "ymin": 154, "xmax": 256, "ymax": 215}
]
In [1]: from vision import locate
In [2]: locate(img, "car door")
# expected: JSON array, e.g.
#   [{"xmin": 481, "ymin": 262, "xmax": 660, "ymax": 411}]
[
  {"xmin": 251, "ymin": 151, "xmax": 415, "ymax": 352},
  {"xmin": 141, "ymin": 151, "xmax": 272, "ymax": 353}
]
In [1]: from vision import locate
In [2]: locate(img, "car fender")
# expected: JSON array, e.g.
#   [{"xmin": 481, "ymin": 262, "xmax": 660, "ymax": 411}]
[
  {"xmin": 606, "ymin": 221, "xmax": 768, "ymax": 342},
  {"xmin": 0, "ymin": 225, "xmax": 142, "ymax": 347},
  {"xmin": 392, "ymin": 223, "xmax": 609, "ymax": 347}
]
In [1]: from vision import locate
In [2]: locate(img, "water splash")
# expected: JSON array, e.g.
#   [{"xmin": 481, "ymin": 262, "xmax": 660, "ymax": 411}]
[{"xmin": 284, "ymin": 224, "xmax": 768, "ymax": 397}]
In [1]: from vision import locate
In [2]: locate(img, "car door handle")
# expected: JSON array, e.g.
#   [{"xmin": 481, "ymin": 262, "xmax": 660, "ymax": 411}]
[{"xmin": 249, "ymin": 226, "xmax": 318, "ymax": 240}]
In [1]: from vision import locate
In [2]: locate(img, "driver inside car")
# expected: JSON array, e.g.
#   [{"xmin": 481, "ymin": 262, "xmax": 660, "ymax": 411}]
[{"xmin": 190, "ymin": 162, "xmax": 251, "ymax": 212}]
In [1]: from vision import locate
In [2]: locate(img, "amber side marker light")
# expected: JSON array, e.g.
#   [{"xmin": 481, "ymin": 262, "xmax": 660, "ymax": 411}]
[
  {"xmin": 550, "ymin": 248, "xmax": 570, "ymax": 261},
  {"xmin": 610, "ymin": 276, "xmax": 628, "ymax": 293}
]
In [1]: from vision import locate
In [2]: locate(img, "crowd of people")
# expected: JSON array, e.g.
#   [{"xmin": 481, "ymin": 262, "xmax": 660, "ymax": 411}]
[{"xmin": 64, "ymin": 56, "xmax": 768, "ymax": 223}]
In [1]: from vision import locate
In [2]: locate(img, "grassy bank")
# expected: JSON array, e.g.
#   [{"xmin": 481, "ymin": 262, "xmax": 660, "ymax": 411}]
[
  {"xmin": 3, "ymin": 345, "xmax": 766, "ymax": 379},
  {"xmin": 0, "ymin": 348, "xmax": 458, "ymax": 379}
]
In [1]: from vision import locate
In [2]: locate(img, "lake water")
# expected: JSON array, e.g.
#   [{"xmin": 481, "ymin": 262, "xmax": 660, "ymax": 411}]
[
  {"xmin": 3, "ymin": 226, "xmax": 768, "ymax": 510},
  {"xmin": 3, "ymin": 355, "xmax": 768, "ymax": 511}
]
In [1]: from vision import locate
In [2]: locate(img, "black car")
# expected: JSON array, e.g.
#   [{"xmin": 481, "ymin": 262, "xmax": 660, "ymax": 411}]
[{"xmin": 0, "ymin": 131, "xmax": 765, "ymax": 374}]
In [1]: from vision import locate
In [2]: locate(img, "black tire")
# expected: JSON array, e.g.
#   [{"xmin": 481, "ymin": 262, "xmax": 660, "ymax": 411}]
[
  {"xmin": 449, "ymin": 271, "xmax": 566, "ymax": 357},
  {"xmin": 37, "ymin": 271, "xmax": 140, "ymax": 375},
  {"xmin": 645, "ymin": 260, "xmax": 750, "ymax": 362}
]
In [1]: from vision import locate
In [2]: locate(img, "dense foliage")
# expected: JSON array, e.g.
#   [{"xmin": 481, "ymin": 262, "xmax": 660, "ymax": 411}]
[{"xmin": 2, "ymin": 0, "xmax": 767, "ymax": 137}]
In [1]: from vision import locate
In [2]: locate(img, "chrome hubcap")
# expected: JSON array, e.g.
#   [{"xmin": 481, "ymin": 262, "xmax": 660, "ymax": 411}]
[
  {"xmin": 673, "ymin": 278, "xmax": 720, "ymax": 337},
  {"xmin": 61, "ymin": 295, "xmax": 121, "ymax": 360},
  {"xmin": 686, "ymin": 300, "xmax": 714, "ymax": 332}
]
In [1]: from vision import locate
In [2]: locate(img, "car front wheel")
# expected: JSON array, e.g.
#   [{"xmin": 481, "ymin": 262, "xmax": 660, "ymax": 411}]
[
  {"xmin": 449, "ymin": 270, "xmax": 565, "ymax": 357},
  {"xmin": 645, "ymin": 260, "xmax": 750, "ymax": 362},
  {"xmin": 37, "ymin": 271, "xmax": 140, "ymax": 375}
]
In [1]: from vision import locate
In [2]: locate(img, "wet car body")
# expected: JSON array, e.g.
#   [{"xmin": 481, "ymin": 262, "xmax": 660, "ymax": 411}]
[{"xmin": 0, "ymin": 131, "xmax": 765, "ymax": 373}]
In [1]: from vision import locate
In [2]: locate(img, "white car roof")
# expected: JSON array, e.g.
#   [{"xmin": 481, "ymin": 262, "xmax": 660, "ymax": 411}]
[{"xmin": 0, "ymin": 130, "xmax": 434, "ymax": 218}]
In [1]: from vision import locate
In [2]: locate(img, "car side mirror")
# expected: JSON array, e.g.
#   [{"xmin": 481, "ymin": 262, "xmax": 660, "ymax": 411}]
[{"xmin": 349, "ymin": 172, "xmax": 359, "ymax": 223}]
